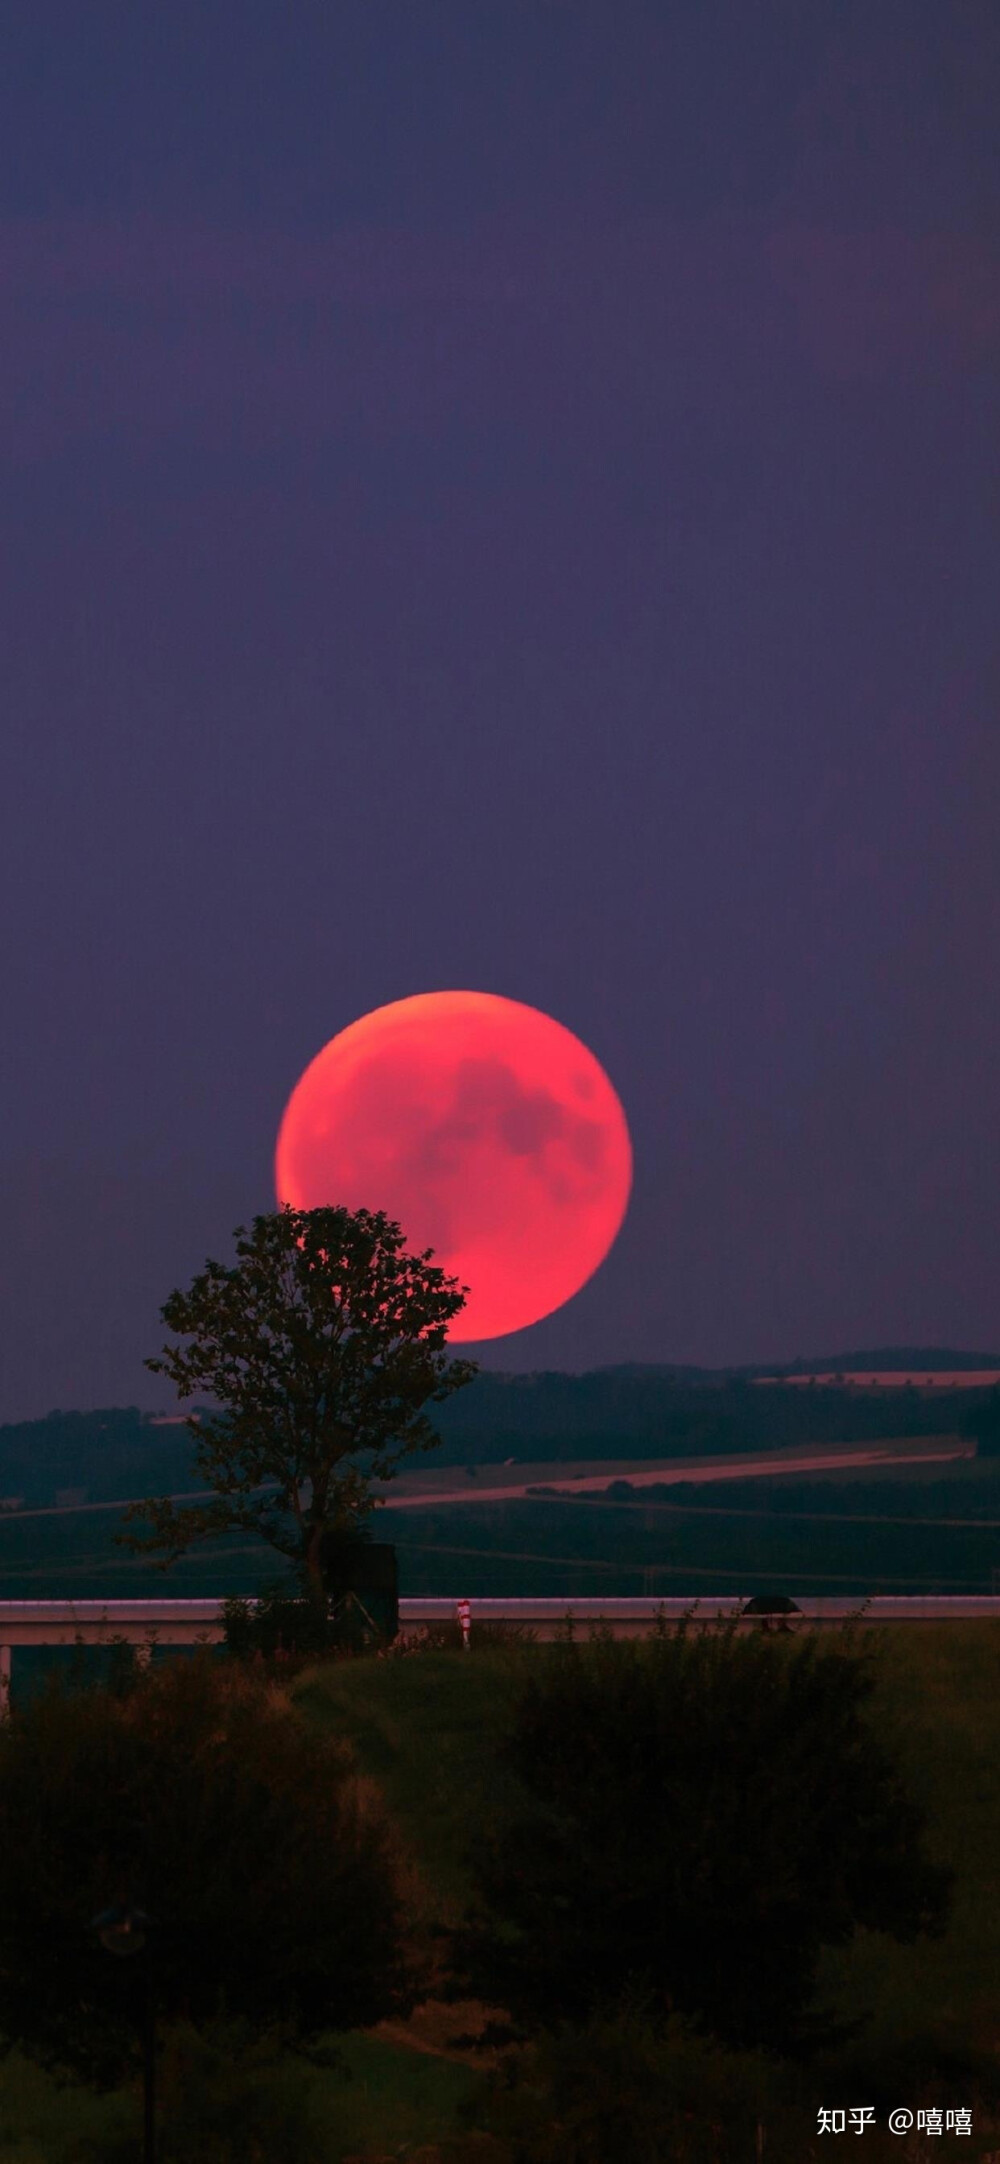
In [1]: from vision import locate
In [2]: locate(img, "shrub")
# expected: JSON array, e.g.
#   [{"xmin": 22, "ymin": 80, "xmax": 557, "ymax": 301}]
[
  {"xmin": 0, "ymin": 1655, "xmax": 411, "ymax": 2084},
  {"xmin": 454, "ymin": 1628, "xmax": 951, "ymax": 2053},
  {"xmin": 223, "ymin": 1585, "xmax": 334, "ymax": 1662},
  {"xmin": 224, "ymin": 1551, "xmax": 400, "ymax": 1663}
]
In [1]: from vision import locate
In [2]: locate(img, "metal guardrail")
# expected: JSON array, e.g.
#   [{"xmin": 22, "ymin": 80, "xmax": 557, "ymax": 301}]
[
  {"xmin": 0, "ymin": 1592, "xmax": 997, "ymax": 1710},
  {"xmin": 399, "ymin": 1595, "xmax": 1000, "ymax": 1626},
  {"xmin": 1, "ymin": 1591, "xmax": 999, "ymax": 1650}
]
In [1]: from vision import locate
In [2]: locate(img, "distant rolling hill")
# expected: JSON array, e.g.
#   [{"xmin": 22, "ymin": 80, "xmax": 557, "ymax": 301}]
[
  {"xmin": 0, "ymin": 1351, "xmax": 996, "ymax": 1507},
  {"xmin": 757, "ymin": 1347, "xmax": 1000, "ymax": 1377},
  {"xmin": 429, "ymin": 1357, "xmax": 999, "ymax": 1466}
]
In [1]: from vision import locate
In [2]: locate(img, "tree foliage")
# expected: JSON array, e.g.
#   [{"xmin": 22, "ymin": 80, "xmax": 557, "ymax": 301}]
[
  {"xmin": 0, "ymin": 1656, "xmax": 410, "ymax": 2085},
  {"xmin": 455, "ymin": 1626, "xmax": 952, "ymax": 2053},
  {"xmin": 120, "ymin": 1205, "xmax": 477, "ymax": 1598}
]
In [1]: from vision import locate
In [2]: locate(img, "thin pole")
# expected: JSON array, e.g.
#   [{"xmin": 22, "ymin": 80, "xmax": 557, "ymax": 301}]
[{"xmin": 143, "ymin": 1945, "xmax": 155, "ymax": 2164}]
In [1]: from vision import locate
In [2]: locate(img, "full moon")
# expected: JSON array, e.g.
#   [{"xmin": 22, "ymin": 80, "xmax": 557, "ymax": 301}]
[{"xmin": 274, "ymin": 990, "xmax": 632, "ymax": 1341}]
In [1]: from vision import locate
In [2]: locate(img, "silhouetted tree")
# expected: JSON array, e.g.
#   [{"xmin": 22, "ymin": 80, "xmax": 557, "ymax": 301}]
[
  {"xmin": 455, "ymin": 1627, "xmax": 951, "ymax": 2053},
  {"xmin": 0, "ymin": 1656, "xmax": 411, "ymax": 2085},
  {"xmin": 120, "ymin": 1205, "xmax": 477, "ymax": 1602}
]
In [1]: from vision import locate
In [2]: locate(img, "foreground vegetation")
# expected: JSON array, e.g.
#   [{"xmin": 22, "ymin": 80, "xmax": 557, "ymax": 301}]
[
  {"xmin": 296, "ymin": 1625, "xmax": 1000, "ymax": 2068},
  {"xmin": 0, "ymin": 1622, "xmax": 995, "ymax": 2159}
]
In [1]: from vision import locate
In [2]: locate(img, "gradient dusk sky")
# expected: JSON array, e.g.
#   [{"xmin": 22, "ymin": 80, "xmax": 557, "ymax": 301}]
[{"xmin": 2, "ymin": 4, "xmax": 998, "ymax": 1420}]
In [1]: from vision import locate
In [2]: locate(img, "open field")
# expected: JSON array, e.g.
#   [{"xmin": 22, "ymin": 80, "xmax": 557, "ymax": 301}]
[
  {"xmin": 0, "ymin": 1432, "xmax": 972, "ymax": 1528},
  {"xmin": 380, "ymin": 1460, "xmax": 1000, "ymax": 1598},
  {"xmin": 377, "ymin": 1432, "xmax": 975, "ymax": 1507}
]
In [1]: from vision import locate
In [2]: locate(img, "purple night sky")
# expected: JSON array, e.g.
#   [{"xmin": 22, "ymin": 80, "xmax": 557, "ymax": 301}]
[{"xmin": 1, "ymin": 4, "xmax": 998, "ymax": 1421}]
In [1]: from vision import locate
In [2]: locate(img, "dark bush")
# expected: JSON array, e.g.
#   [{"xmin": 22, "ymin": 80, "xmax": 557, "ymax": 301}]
[
  {"xmin": 223, "ymin": 1585, "xmax": 334, "ymax": 1661},
  {"xmin": 0, "ymin": 1655, "xmax": 411, "ymax": 2084},
  {"xmin": 224, "ymin": 1550, "xmax": 399, "ymax": 1662},
  {"xmin": 455, "ymin": 1627, "xmax": 951, "ymax": 2053}
]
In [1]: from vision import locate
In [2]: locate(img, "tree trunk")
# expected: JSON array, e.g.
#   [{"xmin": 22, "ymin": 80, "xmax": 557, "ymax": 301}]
[{"xmin": 303, "ymin": 1524, "xmax": 328, "ymax": 1611}]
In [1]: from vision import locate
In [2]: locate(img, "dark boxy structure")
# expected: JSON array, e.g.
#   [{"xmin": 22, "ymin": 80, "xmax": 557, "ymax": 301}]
[{"xmin": 320, "ymin": 1537, "xmax": 400, "ymax": 1644}]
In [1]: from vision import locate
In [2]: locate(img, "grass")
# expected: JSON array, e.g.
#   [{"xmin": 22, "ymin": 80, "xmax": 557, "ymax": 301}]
[
  {"xmin": 294, "ymin": 1649, "xmax": 521, "ymax": 1918},
  {"xmin": 814, "ymin": 1623, "xmax": 1000, "ymax": 2089},
  {"xmin": 0, "ymin": 2049, "xmax": 134, "ymax": 2160},
  {"xmin": 325, "ymin": 2031, "xmax": 476, "ymax": 2155}
]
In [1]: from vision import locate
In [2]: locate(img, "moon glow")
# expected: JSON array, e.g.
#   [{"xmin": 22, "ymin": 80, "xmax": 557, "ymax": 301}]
[{"xmin": 274, "ymin": 991, "xmax": 632, "ymax": 1341}]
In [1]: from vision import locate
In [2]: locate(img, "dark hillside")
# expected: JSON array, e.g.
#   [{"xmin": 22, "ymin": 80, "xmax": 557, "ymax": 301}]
[
  {"xmin": 768, "ymin": 1347, "xmax": 1000, "ymax": 1375},
  {"xmin": 430, "ymin": 1367, "xmax": 1000, "ymax": 1466},
  {"xmin": 0, "ymin": 1409, "xmax": 197, "ymax": 1509},
  {"xmin": 2, "ymin": 1353, "xmax": 997, "ymax": 1499}
]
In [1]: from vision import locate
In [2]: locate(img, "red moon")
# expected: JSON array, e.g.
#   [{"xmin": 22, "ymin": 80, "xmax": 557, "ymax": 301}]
[{"xmin": 274, "ymin": 991, "xmax": 632, "ymax": 1342}]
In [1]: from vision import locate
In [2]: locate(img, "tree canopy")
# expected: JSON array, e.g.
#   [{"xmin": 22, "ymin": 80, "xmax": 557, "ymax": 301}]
[{"xmin": 121, "ymin": 1204, "xmax": 477, "ymax": 1599}]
